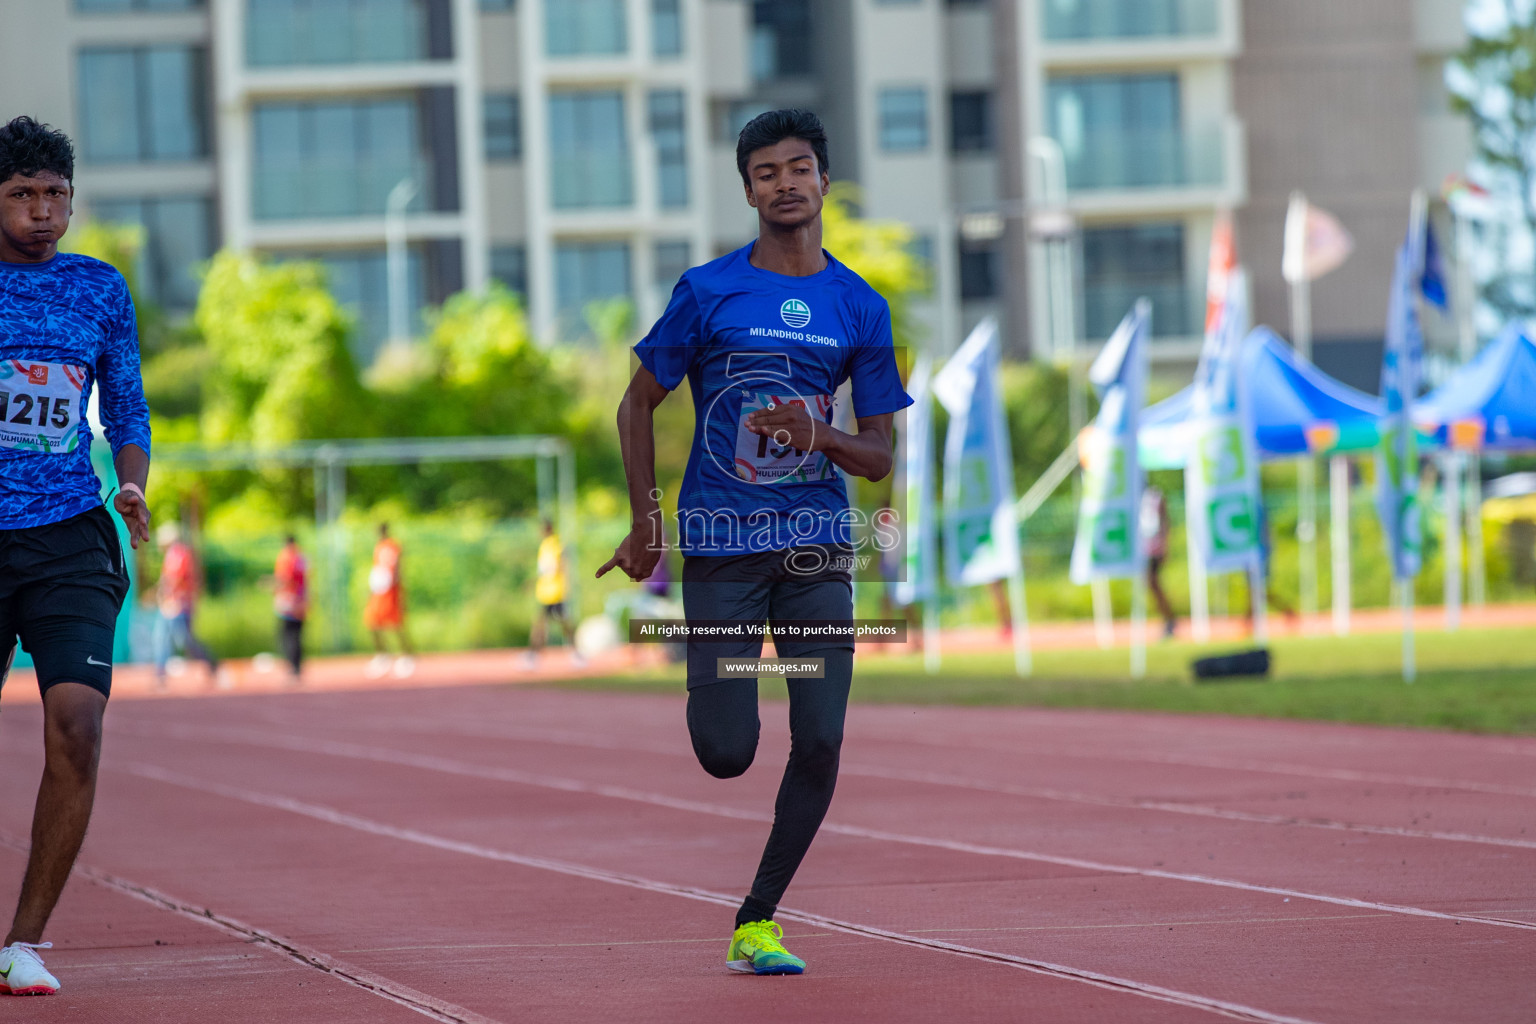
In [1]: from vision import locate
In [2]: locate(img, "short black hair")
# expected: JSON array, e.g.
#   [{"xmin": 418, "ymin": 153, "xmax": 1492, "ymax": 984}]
[
  {"xmin": 736, "ymin": 109, "xmax": 829, "ymax": 185},
  {"xmin": 0, "ymin": 116, "xmax": 74, "ymax": 185}
]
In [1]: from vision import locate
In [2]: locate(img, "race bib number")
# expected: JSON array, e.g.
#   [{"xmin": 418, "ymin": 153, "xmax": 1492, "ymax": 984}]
[
  {"xmin": 732, "ymin": 391, "xmax": 837, "ymax": 485},
  {"xmin": 0, "ymin": 361, "xmax": 85, "ymax": 454}
]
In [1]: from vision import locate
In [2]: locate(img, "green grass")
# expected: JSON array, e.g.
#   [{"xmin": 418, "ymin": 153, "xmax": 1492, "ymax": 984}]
[{"xmin": 560, "ymin": 627, "xmax": 1536, "ymax": 735}]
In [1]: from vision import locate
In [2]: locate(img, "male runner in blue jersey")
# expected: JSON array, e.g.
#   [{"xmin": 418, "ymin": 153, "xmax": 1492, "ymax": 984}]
[
  {"xmin": 0, "ymin": 116, "xmax": 152, "ymax": 995},
  {"xmin": 598, "ymin": 109, "xmax": 910, "ymax": 974}
]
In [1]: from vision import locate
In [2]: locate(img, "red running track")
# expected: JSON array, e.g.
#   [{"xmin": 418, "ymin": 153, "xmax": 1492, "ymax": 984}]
[{"xmin": 0, "ymin": 684, "xmax": 1531, "ymax": 1022}]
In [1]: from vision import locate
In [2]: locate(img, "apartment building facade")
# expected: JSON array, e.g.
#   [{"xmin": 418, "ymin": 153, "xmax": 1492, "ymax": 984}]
[{"xmin": 0, "ymin": 0, "xmax": 1470, "ymax": 377}]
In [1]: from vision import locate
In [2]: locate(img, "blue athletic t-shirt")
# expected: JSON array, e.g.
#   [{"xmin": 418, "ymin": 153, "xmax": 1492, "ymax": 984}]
[
  {"xmin": 0, "ymin": 252, "xmax": 150, "ymax": 529},
  {"xmin": 635, "ymin": 243, "xmax": 912, "ymax": 556}
]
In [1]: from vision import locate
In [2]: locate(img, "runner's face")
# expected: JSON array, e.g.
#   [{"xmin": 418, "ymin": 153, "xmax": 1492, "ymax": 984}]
[
  {"xmin": 0, "ymin": 171, "xmax": 72, "ymax": 263},
  {"xmin": 743, "ymin": 139, "xmax": 828, "ymax": 230}
]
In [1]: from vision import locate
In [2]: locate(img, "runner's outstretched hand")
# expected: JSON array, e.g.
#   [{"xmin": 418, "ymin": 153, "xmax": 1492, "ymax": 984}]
[
  {"xmin": 114, "ymin": 488, "xmax": 151, "ymax": 550},
  {"xmin": 596, "ymin": 526, "xmax": 662, "ymax": 582}
]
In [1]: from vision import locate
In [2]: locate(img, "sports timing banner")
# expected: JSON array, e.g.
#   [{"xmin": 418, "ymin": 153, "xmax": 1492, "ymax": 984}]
[
  {"xmin": 1375, "ymin": 214, "xmax": 1434, "ymax": 580},
  {"xmin": 1185, "ymin": 268, "xmax": 1263, "ymax": 575},
  {"xmin": 894, "ymin": 354, "xmax": 936, "ymax": 606},
  {"xmin": 933, "ymin": 318, "xmax": 1021, "ymax": 586},
  {"xmin": 1070, "ymin": 300, "xmax": 1149, "ymax": 584}
]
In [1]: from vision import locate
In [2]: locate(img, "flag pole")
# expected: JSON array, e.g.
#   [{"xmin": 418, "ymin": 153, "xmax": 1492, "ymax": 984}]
[
  {"xmin": 1402, "ymin": 189, "xmax": 1428, "ymax": 683},
  {"xmin": 1443, "ymin": 451, "xmax": 1462, "ymax": 632},
  {"xmin": 1091, "ymin": 578, "xmax": 1113, "ymax": 648},
  {"xmin": 1329, "ymin": 454, "xmax": 1351, "ymax": 635},
  {"xmin": 1449, "ymin": 208, "xmax": 1487, "ymax": 607}
]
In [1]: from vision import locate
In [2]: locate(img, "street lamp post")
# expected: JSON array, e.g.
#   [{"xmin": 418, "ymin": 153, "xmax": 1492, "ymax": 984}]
[{"xmin": 386, "ymin": 178, "xmax": 419, "ymax": 348}]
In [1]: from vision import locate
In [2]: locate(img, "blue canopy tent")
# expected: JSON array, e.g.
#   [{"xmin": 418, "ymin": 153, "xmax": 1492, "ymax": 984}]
[
  {"xmin": 1134, "ymin": 326, "xmax": 1382, "ymax": 634},
  {"xmin": 1417, "ymin": 322, "xmax": 1536, "ymax": 452},
  {"xmin": 1139, "ymin": 326, "xmax": 1384, "ymax": 470}
]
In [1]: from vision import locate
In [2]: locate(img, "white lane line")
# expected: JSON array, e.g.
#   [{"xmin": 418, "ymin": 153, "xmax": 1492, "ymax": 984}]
[
  {"xmin": 117, "ymin": 725, "xmax": 1536, "ymax": 934},
  {"xmin": 866, "ymin": 736, "xmax": 1536, "ymax": 800},
  {"xmin": 846, "ymin": 765, "xmax": 1536, "ymax": 852},
  {"xmin": 0, "ymin": 833, "xmax": 501, "ymax": 1024},
  {"xmin": 310, "ymin": 714, "xmax": 1536, "ymax": 800},
  {"xmin": 122, "ymin": 761, "xmax": 1325, "ymax": 1024},
  {"xmin": 121, "ymin": 720, "xmax": 1536, "ymax": 851}
]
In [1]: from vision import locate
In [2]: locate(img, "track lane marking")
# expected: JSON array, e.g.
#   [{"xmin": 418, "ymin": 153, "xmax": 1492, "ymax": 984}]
[
  {"xmin": 112, "ymin": 729, "xmax": 1536, "ymax": 935},
  {"xmin": 239, "ymin": 712, "xmax": 1536, "ymax": 799},
  {"xmin": 0, "ymin": 832, "xmax": 503, "ymax": 1024},
  {"xmin": 118, "ymin": 721, "xmax": 1536, "ymax": 851},
  {"xmin": 122, "ymin": 761, "xmax": 1326, "ymax": 1024}
]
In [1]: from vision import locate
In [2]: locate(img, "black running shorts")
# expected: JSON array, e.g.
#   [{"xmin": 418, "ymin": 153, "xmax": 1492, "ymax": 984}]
[
  {"xmin": 0, "ymin": 506, "xmax": 129, "ymax": 698},
  {"xmin": 680, "ymin": 544, "xmax": 855, "ymax": 690}
]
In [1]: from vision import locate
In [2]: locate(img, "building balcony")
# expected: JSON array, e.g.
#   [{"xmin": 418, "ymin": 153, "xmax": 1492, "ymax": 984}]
[
  {"xmin": 1038, "ymin": 0, "xmax": 1238, "ymax": 65},
  {"xmin": 1059, "ymin": 117, "xmax": 1246, "ymax": 215}
]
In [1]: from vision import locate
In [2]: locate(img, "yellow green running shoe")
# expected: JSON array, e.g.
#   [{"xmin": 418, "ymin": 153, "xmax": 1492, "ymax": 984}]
[{"xmin": 727, "ymin": 920, "xmax": 805, "ymax": 975}]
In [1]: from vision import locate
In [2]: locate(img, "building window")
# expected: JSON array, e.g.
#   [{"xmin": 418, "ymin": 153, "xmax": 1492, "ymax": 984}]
[
  {"xmin": 483, "ymin": 94, "xmax": 521, "ymax": 160},
  {"xmin": 950, "ymin": 90, "xmax": 993, "ymax": 153},
  {"xmin": 654, "ymin": 239, "xmax": 690, "ymax": 304},
  {"xmin": 479, "ymin": 0, "xmax": 515, "ymax": 9},
  {"xmin": 1080, "ymin": 222, "xmax": 1189, "ymax": 338},
  {"xmin": 91, "ymin": 196, "xmax": 213, "ymax": 310},
  {"xmin": 252, "ymin": 98, "xmax": 425, "ymax": 220},
  {"xmin": 78, "ymin": 0, "xmax": 203, "ymax": 10},
  {"xmin": 77, "ymin": 46, "xmax": 207, "ymax": 163},
  {"xmin": 490, "ymin": 244, "xmax": 527, "ymax": 296},
  {"xmin": 1042, "ymin": 0, "xmax": 1218, "ymax": 41},
  {"xmin": 652, "ymin": 0, "xmax": 682, "ymax": 56},
  {"xmin": 751, "ymin": 0, "xmax": 811, "ymax": 80},
  {"xmin": 548, "ymin": 91, "xmax": 631, "ymax": 209},
  {"xmin": 1048, "ymin": 72, "xmax": 1182, "ymax": 189},
  {"xmin": 722, "ymin": 102, "xmax": 770, "ymax": 143},
  {"xmin": 879, "ymin": 88, "xmax": 929, "ymax": 152},
  {"xmin": 556, "ymin": 240, "xmax": 631, "ymax": 336},
  {"xmin": 546, "ymin": 0, "xmax": 627, "ymax": 56},
  {"xmin": 958, "ymin": 244, "xmax": 996, "ymax": 300},
  {"xmin": 649, "ymin": 90, "xmax": 688, "ymax": 209},
  {"xmin": 246, "ymin": 0, "xmax": 444, "ymax": 67}
]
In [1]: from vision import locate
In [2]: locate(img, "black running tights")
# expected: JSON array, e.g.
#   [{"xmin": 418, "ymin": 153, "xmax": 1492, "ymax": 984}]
[{"xmin": 685, "ymin": 651, "xmax": 853, "ymax": 928}]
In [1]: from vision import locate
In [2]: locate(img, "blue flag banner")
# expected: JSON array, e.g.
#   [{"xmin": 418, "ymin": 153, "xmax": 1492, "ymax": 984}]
[
  {"xmin": 1376, "ymin": 218, "xmax": 1428, "ymax": 580},
  {"xmin": 1185, "ymin": 268, "xmax": 1264, "ymax": 576},
  {"xmin": 1071, "ymin": 300, "xmax": 1150, "ymax": 584},
  {"xmin": 933, "ymin": 318, "xmax": 1021, "ymax": 586}
]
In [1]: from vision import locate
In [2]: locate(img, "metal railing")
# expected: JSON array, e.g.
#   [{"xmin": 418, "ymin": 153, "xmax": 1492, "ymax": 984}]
[{"xmin": 153, "ymin": 436, "xmax": 577, "ymax": 651}]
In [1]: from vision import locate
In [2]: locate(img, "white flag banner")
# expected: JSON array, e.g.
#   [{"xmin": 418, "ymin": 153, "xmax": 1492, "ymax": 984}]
[
  {"xmin": 1283, "ymin": 194, "xmax": 1354, "ymax": 284},
  {"xmin": 1070, "ymin": 300, "xmax": 1150, "ymax": 584},
  {"xmin": 1185, "ymin": 268, "xmax": 1264, "ymax": 575},
  {"xmin": 933, "ymin": 318, "xmax": 1021, "ymax": 586},
  {"xmin": 894, "ymin": 354, "xmax": 936, "ymax": 606}
]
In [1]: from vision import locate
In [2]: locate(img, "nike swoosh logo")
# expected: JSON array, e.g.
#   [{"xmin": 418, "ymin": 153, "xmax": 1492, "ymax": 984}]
[{"xmin": 86, "ymin": 656, "xmax": 110, "ymax": 667}]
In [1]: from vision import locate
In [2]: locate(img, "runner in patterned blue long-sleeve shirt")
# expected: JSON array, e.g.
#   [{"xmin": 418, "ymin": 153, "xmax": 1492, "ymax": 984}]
[{"xmin": 0, "ymin": 116, "xmax": 152, "ymax": 996}]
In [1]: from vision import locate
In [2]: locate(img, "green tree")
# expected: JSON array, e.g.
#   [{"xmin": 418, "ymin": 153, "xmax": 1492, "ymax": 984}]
[
  {"xmin": 195, "ymin": 250, "xmax": 369, "ymax": 445},
  {"xmin": 821, "ymin": 185, "xmax": 931, "ymax": 354},
  {"xmin": 1449, "ymin": 1, "xmax": 1536, "ymax": 317}
]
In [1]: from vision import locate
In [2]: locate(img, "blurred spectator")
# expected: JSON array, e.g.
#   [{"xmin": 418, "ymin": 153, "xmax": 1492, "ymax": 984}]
[
  {"xmin": 1140, "ymin": 486, "xmax": 1176, "ymax": 638},
  {"xmin": 527, "ymin": 519, "xmax": 582, "ymax": 666},
  {"xmin": 364, "ymin": 522, "xmax": 414, "ymax": 678},
  {"xmin": 273, "ymin": 534, "xmax": 307, "ymax": 686},
  {"xmin": 153, "ymin": 522, "xmax": 224, "ymax": 690}
]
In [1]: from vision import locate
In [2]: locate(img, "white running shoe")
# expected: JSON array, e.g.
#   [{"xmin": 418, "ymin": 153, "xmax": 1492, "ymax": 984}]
[
  {"xmin": 392, "ymin": 655, "xmax": 415, "ymax": 678},
  {"xmin": 365, "ymin": 654, "xmax": 391, "ymax": 679},
  {"xmin": 0, "ymin": 942, "xmax": 58, "ymax": 995}
]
